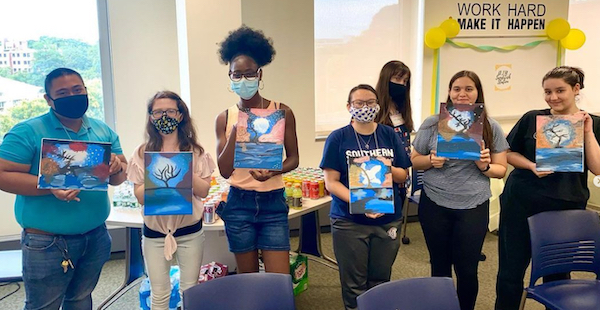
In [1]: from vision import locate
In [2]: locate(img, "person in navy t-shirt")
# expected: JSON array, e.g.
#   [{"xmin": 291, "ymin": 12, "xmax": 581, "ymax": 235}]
[{"xmin": 320, "ymin": 84, "xmax": 410, "ymax": 310}]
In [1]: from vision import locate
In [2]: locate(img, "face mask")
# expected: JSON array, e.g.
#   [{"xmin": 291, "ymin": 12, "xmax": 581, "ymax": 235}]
[
  {"xmin": 388, "ymin": 81, "xmax": 407, "ymax": 111},
  {"xmin": 50, "ymin": 94, "xmax": 89, "ymax": 119},
  {"xmin": 152, "ymin": 114, "xmax": 180, "ymax": 135},
  {"xmin": 350, "ymin": 105, "xmax": 380, "ymax": 123},
  {"xmin": 231, "ymin": 79, "xmax": 259, "ymax": 100}
]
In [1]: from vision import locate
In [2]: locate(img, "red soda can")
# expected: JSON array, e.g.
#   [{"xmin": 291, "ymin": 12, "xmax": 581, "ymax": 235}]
[
  {"xmin": 310, "ymin": 181, "xmax": 319, "ymax": 199},
  {"xmin": 302, "ymin": 180, "xmax": 310, "ymax": 198}
]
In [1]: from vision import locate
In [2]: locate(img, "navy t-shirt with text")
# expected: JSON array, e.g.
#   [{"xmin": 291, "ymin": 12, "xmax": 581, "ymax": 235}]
[{"xmin": 320, "ymin": 124, "xmax": 411, "ymax": 225}]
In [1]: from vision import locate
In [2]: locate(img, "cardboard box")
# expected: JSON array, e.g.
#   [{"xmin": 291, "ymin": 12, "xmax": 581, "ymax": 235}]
[{"xmin": 290, "ymin": 254, "xmax": 308, "ymax": 295}]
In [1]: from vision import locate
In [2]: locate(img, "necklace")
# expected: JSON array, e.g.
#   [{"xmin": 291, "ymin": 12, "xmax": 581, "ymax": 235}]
[
  {"xmin": 60, "ymin": 120, "xmax": 88, "ymax": 141},
  {"xmin": 353, "ymin": 126, "xmax": 379, "ymax": 151}
]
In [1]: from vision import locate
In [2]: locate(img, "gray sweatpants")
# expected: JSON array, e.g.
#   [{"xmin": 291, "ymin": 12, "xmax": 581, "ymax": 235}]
[{"xmin": 331, "ymin": 218, "xmax": 402, "ymax": 310}]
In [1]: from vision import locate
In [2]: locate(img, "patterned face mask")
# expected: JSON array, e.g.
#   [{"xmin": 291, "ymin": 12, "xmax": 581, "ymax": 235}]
[
  {"xmin": 349, "ymin": 104, "xmax": 380, "ymax": 123},
  {"xmin": 152, "ymin": 114, "xmax": 180, "ymax": 134}
]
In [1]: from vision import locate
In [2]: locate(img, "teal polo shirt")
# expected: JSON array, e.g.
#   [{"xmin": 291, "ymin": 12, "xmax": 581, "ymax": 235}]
[{"xmin": 0, "ymin": 110, "xmax": 123, "ymax": 235}]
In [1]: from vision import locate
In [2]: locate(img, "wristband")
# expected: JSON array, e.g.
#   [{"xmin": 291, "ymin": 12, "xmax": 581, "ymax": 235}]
[
  {"xmin": 110, "ymin": 167, "xmax": 123, "ymax": 176},
  {"xmin": 480, "ymin": 164, "xmax": 491, "ymax": 172}
]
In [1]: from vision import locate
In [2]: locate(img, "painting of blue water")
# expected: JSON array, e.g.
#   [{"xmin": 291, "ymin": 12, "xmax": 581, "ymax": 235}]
[
  {"xmin": 144, "ymin": 188, "xmax": 193, "ymax": 216},
  {"xmin": 234, "ymin": 143, "xmax": 284, "ymax": 170},
  {"xmin": 536, "ymin": 148, "xmax": 583, "ymax": 172},
  {"xmin": 144, "ymin": 152, "xmax": 193, "ymax": 216},
  {"xmin": 437, "ymin": 135, "xmax": 481, "ymax": 160},
  {"xmin": 350, "ymin": 188, "xmax": 394, "ymax": 214}
]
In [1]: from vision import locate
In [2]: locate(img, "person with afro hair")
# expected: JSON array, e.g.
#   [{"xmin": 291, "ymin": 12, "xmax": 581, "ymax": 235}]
[{"xmin": 214, "ymin": 25, "xmax": 299, "ymax": 274}]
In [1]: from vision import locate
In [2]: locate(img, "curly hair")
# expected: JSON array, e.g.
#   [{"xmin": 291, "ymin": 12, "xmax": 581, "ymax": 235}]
[{"xmin": 218, "ymin": 25, "xmax": 276, "ymax": 67}]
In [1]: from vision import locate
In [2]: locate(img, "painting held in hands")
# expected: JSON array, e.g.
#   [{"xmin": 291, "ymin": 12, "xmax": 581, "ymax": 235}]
[
  {"xmin": 38, "ymin": 138, "xmax": 112, "ymax": 191},
  {"xmin": 348, "ymin": 156, "xmax": 394, "ymax": 214},
  {"xmin": 536, "ymin": 115, "xmax": 584, "ymax": 173},
  {"xmin": 144, "ymin": 152, "xmax": 193, "ymax": 216},
  {"xmin": 234, "ymin": 108, "xmax": 285, "ymax": 170},
  {"xmin": 437, "ymin": 102, "xmax": 486, "ymax": 160}
]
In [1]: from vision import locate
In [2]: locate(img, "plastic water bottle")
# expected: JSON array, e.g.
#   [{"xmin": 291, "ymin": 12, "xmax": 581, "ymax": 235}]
[
  {"xmin": 139, "ymin": 277, "xmax": 151, "ymax": 310},
  {"xmin": 284, "ymin": 182, "xmax": 293, "ymax": 208}
]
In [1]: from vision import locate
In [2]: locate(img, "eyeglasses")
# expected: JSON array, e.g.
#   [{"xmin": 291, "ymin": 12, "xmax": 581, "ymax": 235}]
[
  {"xmin": 229, "ymin": 68, "xmax": 261, "ymax": 82},
  {"xmin": 150, "ymin": 109, "xmax": 179, "ymax": 119},
  {"xmin": 350, "ymin": 99, "xmax": 378, "ymax": 108}
]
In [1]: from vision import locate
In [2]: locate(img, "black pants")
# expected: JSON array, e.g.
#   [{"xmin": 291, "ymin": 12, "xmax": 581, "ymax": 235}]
[
  {"xmin": 419, "ymin": 190, "xmax": 489, "ymax": 310},
  {"xmin": 494, "ymin": 183, "xmax": 586, "ymax": 310},
  {"xmin": 331, "ymin": 218, "xmax": 402, "ymax": 310}
]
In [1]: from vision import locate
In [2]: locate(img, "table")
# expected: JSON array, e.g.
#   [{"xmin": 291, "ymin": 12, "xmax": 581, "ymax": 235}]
[{"xmin": 97, "ymin": 195, "xmax": 334, "ymax": 310}]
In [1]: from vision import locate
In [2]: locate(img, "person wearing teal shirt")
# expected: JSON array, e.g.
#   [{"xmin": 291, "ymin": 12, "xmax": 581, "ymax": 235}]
[{"xmin": 0, "ymin": 68, "xmax": 127, "ymax": 310}]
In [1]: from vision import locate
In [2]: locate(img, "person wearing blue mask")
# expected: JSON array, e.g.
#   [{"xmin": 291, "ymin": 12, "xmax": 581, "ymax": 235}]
[
  {"xmin": 0, "ymin": 67, "xmax": 127, "ymax": 310},
  {"xmin": 214, "ymin": 26, "xmax": 299, "ymax": 274}
]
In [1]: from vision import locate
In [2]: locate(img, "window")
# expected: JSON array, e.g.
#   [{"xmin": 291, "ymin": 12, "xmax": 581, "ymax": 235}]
[
  {"xmin": 0, "ymin": 0, "xmax": 113, "ymax": 141},
  {"xmin": 314, "ymin": 0, "xmax": 402, "ymax": 135}
]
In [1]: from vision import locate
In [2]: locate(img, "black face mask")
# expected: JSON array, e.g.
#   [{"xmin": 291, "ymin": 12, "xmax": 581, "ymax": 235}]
[
  {"xmin": 50, "ymin": 94, "xmax": 89, "ymax": 119},
  {"xmin": 388, "ymin": 81, "xmax": 407, "ymax": 111}
]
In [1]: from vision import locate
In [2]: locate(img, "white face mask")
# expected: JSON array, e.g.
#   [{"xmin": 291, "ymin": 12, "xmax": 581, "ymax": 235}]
[{"xmin": 349, "ymin": 105, "xmax": 380, "ymax": 123}]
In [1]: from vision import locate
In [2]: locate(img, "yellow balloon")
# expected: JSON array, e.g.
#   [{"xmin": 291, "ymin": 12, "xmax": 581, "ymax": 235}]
[
  {"xmin": 440, "ymin": 18, "xmax": 460, "ymax": 38},
  {"xmin": 546, "ymin": 18, "xmax": 570, "ymax": 40},
  {"xmin": 425, "ymin": 27, "xmax": 447, "ymax": 49},
  {"xmin": 560, "ymin": 29, "xmax": 586, "ymax": 50}
]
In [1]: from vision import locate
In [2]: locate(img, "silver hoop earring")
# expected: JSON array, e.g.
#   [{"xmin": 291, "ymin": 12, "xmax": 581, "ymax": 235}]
[{"xmin": 259, "ymin": 80, "xmax": 264, "ymax": 90}]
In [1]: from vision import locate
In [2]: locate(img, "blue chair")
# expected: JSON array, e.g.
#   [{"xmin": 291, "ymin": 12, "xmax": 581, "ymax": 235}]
[
  {"xmin": 401, "ymin": 168, "xmax": 423, "ymax": 244},
  {"xmin": 356, "ymin": 277, "xmax": 460, "ymax": 310},
  {"xmin": 0, "ymin": 250, "xmax": 22, "ymax": 283},
  {"xmin": 519, "ymin": 210, "xmax": 600, "ymax": 310},
  {"xmin": 182, "ymin": 273, "xmax": 295, "ymax": 310}
]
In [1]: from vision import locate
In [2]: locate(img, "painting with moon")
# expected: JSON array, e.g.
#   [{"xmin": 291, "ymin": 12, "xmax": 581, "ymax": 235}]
[
  {"xmin": 536, "ymin": 115, "xmax": 584, "ymax": 172},
  {"xmin": 234, "ymin": 108, "xmax": 286, "ymax": 170},
  {"xmin": 348, "ymin": 156, "xmax": 394, "ymax": 214},
  {"xmin": 436, "ymin": 102, "xmax": 486, "ymax": 160},
  {"xmin": 144, "ymin": 152, "xmax": 193, "ymax": 215},
  {"xmin": 37, "ymin": 138, "xmax": 112, "ymax": 191}
]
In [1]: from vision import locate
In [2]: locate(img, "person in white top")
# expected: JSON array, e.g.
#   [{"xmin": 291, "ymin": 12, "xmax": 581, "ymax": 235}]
[{"xmin": 128, "ymin": 90, "xmax": 215, "ymax": 310}]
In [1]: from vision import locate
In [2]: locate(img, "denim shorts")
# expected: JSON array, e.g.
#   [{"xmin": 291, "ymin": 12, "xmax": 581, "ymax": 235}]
[{"xmin": 217, "ymin": 186, "xmax": 290, "ymax": 253}]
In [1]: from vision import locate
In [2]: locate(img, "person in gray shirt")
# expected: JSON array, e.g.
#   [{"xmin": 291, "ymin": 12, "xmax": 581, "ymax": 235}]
[{"xmin": 411, "ymin": 70, "xmax": 508, "ymax": 310}]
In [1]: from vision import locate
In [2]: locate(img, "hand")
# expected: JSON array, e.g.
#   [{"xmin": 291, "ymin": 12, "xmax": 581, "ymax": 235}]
[
  {"xmin": 475, "ymin": 140, "xmax": 491, "ymax": 171},
  {"xmin": 50, "ymin": 189, "xmax": 81, "ymax": 202},
  {"xmin": 576, "ymin": 111, "xmax": 593, "ymax": 134},
  {"xmin": 109, "ymin": 153, "xmax": 123, "ymax": 176},
  {"xmin": 530, "ymin": 163, "xmax": 554, "ymax": 178},
  {"xmin": 365, "ymin": 212, "xmax": 384, "ymax": 219},
  {"xmin": 249, "ymin": 169, "xmax": 274, "ymax": 182},
  {"xmin": 430, "ymin": 150, "xmax": 447, "ymax": 169}
]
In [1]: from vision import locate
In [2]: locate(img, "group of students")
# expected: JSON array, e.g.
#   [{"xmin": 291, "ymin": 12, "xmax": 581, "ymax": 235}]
[{"xmin": 0, "ymin": 25, "xmax": 598, "ymax": 310}]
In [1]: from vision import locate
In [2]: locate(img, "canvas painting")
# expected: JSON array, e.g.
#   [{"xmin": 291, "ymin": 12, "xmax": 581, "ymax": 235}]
[
  {"xmin": 437, "ymin": 102, "xmax": 486, "ymax": 160},
  {"xmin": 536, "ymin": 115, "xmax": 584, "ymax": 172},
  {"xmin": 38, "ymin": 138, "xmax": 112, "ymax": 191},
  {"xmin": 233, "ymin": 108, "xmax": 285, "ymax": 170},
  {"xmin": 144, "ymin": 152, "xmax": 193, "ymax": 216},
  {"xmin": 348, "ymin": 156, "xmax": 394, "ymax": 214}
]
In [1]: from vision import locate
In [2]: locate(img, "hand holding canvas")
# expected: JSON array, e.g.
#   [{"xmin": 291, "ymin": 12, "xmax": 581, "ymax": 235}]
[
  {"xmin": 249, "ymin": 169, "xmax": 274, "ymax": 182},
  {"xmin": 109, "ymin": 153, "xmax": 123, "ymax": 175},
  {"xmin": 430, "ymin": 150, "xmax": 448, "ymax": 169},
  {"xmin": 51, "ymin": 189, "xmax": 81, "ymax": 202},
  {"xmin": 365, "ymin": 212, "xmax": 384, "ymax": 219},
  {"xmin": 475, "ymin": 140, "xmax": 491, "ymax": 171}
]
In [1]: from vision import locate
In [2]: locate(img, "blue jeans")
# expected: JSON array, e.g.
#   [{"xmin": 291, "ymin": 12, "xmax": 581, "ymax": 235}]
[{"xmin": 21, "ymin": 224, "xmax": 112, "ymax": 310}]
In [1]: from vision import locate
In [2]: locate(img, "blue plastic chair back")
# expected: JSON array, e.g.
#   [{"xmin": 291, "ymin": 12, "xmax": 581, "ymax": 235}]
[
  {"xmin": 408, "ymin": 168, "xmax": 424, "ymax": 204},
  {"xmin": 182, "ymin": 273, "xmax": 295, "ymax": 310},
  {"xmin": 356, "ymin": 277, "xmax": 460, "ymax": 310},
  {"xmin": 527, "ymin": 210, "xmax": 600, "ymax": 286}
]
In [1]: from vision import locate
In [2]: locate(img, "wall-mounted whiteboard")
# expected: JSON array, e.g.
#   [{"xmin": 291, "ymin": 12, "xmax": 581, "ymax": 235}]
[{"xmin": 437, "ymin": 36, "xmax": 559, "ymax": 119}]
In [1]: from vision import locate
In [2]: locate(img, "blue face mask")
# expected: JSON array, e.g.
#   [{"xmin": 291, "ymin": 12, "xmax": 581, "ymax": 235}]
[{"xmin": 231, "ymin": 79, "xmax": 259, "ymax": 100}]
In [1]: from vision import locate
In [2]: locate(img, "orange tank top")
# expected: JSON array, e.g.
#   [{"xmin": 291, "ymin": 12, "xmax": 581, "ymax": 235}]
[{"xmin": 225, "ymin": 101, "xmax": 284, "ymax": 192}]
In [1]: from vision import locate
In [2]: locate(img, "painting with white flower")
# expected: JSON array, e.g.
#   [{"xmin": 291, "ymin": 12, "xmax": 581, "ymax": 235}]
[
  {"xmin": 348, "ymin": 156, "xmax": 394, "ymax": 214},
  {"xmin": 437, "ymin": 102, "xmax": 485, "ymax": 160},
  {"xmin": 37, "ymin": 138, "xmax": 112, "ymax": 191},
  {"xmin": 536, "ymin": 115, "xmax": 584, "ymax": 172},
  {"xmin": 234, "ymin": 108, "xmax": 286, "ymax": 170}
]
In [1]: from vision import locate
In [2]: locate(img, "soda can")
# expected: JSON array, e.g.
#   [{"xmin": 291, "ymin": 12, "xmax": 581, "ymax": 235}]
[
  {"xmin": 310, "ymin": 181, "xmax": 319, "ymax": 199},
  {"xmin": 318, "ymin": 180, "xmax": 325, "ymax": 197},
  {"xmin": 302, "ymin": 180, "xmax": 310, "ymax": 198},
  {"xmin": 203, "ymin": 202, "xmax": 216, "ymax": 224}
]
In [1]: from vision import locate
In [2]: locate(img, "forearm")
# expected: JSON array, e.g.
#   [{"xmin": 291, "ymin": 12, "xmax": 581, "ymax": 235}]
[
  {"xmin": 585, "ymin": 131, "xmax": 600, "ymax": 175},
  {"xmin": 325, "ymin": 180, "xmax": 350, "ymax": 203},
  {"xmin": 109, "ymin": 162, "xmax": 127, "ymax": 185},
  {"xmin": 193, "ymin": 176, "xmax": 211, "ymax": 198},
  {"xmin": 412, "ymin": 154, "xmax": 433, "ymax": 170},
  {"xmin": 507, "ymin": 151, "xmax": 535, "ymax": 171},
  {"xmin": 271, "ymin": 154, "xmax": 299, "ymax": 176},
  {"xmin": 481, "ymin": 163, "xmax": 506, "ymax": 179},
  {"xmin": 217, "ymin": 139, "xmax": 236, "ymax": 179},
  {"xmin": 134, "ymin": 184, "xmax": 144, "ymax": 205},
  {"xmin": 391, "ymin": 167, "xmax": 408, "ymax": 183},
  {"xmin": 0, "ymin": 172, "xmax": 51, "ymax": 196}
]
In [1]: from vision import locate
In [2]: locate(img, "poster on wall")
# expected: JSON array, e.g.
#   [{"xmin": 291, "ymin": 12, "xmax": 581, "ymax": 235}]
[
  {"xmin": 535, "ymin": 115, "xmax": 584, "ymax": 172},
  {"xmin": 494, "ymin": 64, "xmax": 512, "ymax": 91}
]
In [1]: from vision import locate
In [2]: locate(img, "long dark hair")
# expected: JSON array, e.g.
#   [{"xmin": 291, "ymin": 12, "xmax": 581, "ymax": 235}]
[
  {"xmin": 446, "ymin": 70, "xmax": 494, "ymax": 152},
  {"xmin": 374, "ymin": 61, "xmax": 413, "ymax": 131},
  {"xmin": 143, "ymin": 91, "xmax": 204, "ymax": 155}
]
